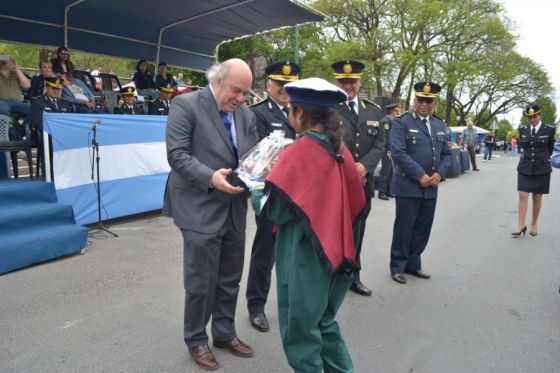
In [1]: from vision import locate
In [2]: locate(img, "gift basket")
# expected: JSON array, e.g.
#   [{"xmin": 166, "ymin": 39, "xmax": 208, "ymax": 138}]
[{"xmin": 236, "ymin": 130, "xmax": 293, "ymax": 189}]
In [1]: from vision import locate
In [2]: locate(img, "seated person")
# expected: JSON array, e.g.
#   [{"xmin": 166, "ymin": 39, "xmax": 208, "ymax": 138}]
[
  {"xmin": 113, "ymin": 87, "xmax": 144, "ymax": 115},
  {"xmin": 51, "ymin": 46, "xmax": 75, "ymax": 76},
  {"xmin": 0, "ymin": 55, "xmax": 31, "ymax": 120},
  {"xmin": 25, "ymin": 60, "xmax": 55, "ymax": 100},
  {"xmin": 148, "ymin": 83, "xmax": 173, "ymax": 115},
  {"xmin": 60, "ymin": 73, "xmax": 99, "ymax": 113},
  {"xmin": 30, "ymin": 77, "xmax": 72, "ymax": 179},
  {"xmin": 175, "ymin": 72, "xmax": 185, "ymax": 86},
  {"xmin": 30, "ymin": 77, "xmax": 72, "ymax": 130},
  {"xmin": 155, "ymin": 62, "xmax": 177, "ymax": 89},
  {"xmin": 132, "ymin": 59, "xmax": 158, "ymax": 100}
]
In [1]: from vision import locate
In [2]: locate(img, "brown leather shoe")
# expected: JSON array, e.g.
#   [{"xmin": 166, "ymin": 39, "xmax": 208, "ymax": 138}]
[
  {"xmin": 213, "ymin": 337, "xmax": 254, "ymax": 358},
  {"xmin": 188, "ymin": 345, "xmax": 219, "ymax": 370}
]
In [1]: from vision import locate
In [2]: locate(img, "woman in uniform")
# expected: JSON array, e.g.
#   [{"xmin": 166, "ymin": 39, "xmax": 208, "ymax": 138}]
[
  {"xmin": 251, "ymin": 78, "xmax": 365, "ymax": 372},
  {"xmin": 512, "ymin": 103, "xmax": 556, "ymax": 237}
]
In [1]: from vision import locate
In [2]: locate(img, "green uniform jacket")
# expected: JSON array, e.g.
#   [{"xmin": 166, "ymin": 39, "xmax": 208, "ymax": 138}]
[{"xmin": 250, "ymin": 132, "xmax": 358, "ymax": 373}]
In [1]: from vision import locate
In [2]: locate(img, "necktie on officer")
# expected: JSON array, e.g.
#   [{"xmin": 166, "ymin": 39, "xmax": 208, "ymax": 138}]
[
  {"xmin": 422, "ymin": 118, "xmax": 431, "ymax": 136},
  {"xmin": 531, "ymin": 127, "xmax": 536, "ymax": 136},
  {"xmin": 348, "ymin": 101, "xmax": 358, "ymax": 121},
  {"xmin": 51, "ymin": 98, "xmax": 58, "ymax": 111},
  {"xmin": 282, "ymin": 106, "xmax": 289, "ymax": 118},
  {"xmin": 219, "ymin": 110, "xmax": 238, "ymax": 160}
]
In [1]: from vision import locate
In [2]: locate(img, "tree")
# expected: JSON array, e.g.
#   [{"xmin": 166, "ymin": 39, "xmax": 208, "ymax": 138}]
[
  {"xmin": 495, "ymin": 119, "xmax": 513, "ymax": 140},
  {"xmin": 451, "ymin": 52, "xmax": 552, "ymax": 128}
]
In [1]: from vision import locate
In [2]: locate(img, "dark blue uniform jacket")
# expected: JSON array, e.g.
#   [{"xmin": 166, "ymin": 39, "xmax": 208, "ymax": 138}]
[{"xmin": 390, "ymin": 111, "xmax": 451, "ymax": 199}]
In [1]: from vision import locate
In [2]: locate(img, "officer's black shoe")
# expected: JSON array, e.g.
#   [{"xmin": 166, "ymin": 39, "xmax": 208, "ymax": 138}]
[
  {"xmin": 350, "ymin": 280, "xmax": 372, "ymax": 296},
  {"xmin": 405, "ymin": 269, "xmax": 431, "ymax": 279},
  {"xmin": 391, "ymin": 273, "xmax": 407, "ymax": 284},
  {"xmin": 249, "ymin": 312, "xmax": 269, "ymax": 332},
  {"xmin": 378, "ymin": 193, "xmax": 389, "ymax": 200},
  {"xmin": 473, "ymin": 168, "xmax": 480, "ymax": 171}
]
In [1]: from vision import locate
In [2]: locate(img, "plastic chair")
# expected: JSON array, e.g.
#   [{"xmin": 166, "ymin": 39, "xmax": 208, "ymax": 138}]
[{"xmin": 0, "ymin": 114, "xmax": 33, "ymax": 179}]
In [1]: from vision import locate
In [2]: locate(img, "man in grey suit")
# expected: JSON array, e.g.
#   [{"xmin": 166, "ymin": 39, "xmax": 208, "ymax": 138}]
[{"xmin": 164, "ymin": 58, "xmax": 258, "ymax": 371}]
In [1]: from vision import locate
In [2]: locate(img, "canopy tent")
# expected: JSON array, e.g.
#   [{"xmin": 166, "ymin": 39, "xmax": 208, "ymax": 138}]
[
  {"xmin": 450, "ymin": 125, "xmax": 490, "ymax": 144},
  {"xmin": 451, "ymin": 126, "xmax": 490, "ymax": 135},
  {"xmin": 0, "ymin": 0, "xmax": 323, "ymax": 71}
]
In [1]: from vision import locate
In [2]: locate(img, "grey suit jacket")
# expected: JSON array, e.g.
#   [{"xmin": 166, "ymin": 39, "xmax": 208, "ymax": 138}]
[{"xmin": 163, "ymin": 87, "xmax": 258, "ymax": 234}]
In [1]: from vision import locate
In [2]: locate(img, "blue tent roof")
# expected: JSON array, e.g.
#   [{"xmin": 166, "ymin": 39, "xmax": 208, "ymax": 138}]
[{"xmin": 0, "ymin": 0, "xmax": 323, "ymax": 71}]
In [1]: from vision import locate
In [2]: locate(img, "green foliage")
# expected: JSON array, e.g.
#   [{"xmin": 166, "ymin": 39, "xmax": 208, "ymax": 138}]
[
  {"xmin": 1, "ymin": 42, "xmax": 207, "ymax": 86},
  {"xmin": 506, "ymin": 129, "xmax": 519, "ymax": 141},
  {"xmin": 520, "ymin": 96, "xmax": 557, "ymax": 125},
  {"xmin": 0, "ymin": 43, "xmax": 40, "ymax": 72},
  {"xmin": 495, "ymin": 119, "xmax": 513, "ymax": 140}
]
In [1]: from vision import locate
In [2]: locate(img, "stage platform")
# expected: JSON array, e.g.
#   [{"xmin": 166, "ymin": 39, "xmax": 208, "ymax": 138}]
[{"xmin": 0, "ymin": 179, "xmax": 88, "ymax": 274}]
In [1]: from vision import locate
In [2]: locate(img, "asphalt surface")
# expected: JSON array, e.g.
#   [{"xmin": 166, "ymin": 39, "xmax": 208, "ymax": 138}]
[{"xmin": 1, "ymin": 152, "xmax": 559, "ymax": 373}]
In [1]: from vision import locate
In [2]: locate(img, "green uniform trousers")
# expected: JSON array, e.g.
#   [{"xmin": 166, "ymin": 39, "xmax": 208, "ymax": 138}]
[{"xmin": 276, "ymin": 243, "xmax": 354, "ymax": 373}]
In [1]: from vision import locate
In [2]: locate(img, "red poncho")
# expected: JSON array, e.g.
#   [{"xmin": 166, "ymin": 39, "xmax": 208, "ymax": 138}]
[{"xmin": 266, "ymin": 134, "xmax": 365, "ymax": 272}]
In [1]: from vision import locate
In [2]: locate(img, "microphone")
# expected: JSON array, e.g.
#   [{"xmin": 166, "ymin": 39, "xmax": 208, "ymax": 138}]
[{"xmin": 91, "ymin": 119, "xmax": 101, "ymax": 132}]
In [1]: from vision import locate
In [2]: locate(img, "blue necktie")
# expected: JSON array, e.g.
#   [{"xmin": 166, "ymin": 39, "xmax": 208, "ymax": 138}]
[
  {"xmin": 219, "ymin": 111, "xmax": 238, "ymax": 160},
  {"xmin": 531, "ymin": 127, "xmax": 536, "ymax": 137}
]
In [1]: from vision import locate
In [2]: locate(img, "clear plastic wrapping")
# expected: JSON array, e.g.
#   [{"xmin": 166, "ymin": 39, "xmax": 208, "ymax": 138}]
[{"xmin": 237, "ymin": 130, "xmax": 293, "ymax": 189}]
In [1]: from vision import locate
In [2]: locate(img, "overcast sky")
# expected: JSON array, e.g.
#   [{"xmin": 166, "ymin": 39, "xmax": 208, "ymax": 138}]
[{"xmin": 499, "ymin": 0, "xmax": 558, "ymax": 124}]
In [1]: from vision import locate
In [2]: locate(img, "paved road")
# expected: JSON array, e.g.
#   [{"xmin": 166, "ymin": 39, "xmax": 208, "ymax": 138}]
[{"xmin": 1, "ymin": 153, "xmax": 559, "ymax": 373}]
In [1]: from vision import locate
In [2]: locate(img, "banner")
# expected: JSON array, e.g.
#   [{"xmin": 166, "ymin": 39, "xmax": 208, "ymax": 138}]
[{"xmin": 43, "ymin": 113, "xmax": 170, "ymax": 225}]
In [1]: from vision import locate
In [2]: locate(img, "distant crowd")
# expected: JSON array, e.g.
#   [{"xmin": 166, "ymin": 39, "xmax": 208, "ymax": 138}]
[{"xmin": 0, "ymin": 46, "xmax": 198, "ymax": 131}]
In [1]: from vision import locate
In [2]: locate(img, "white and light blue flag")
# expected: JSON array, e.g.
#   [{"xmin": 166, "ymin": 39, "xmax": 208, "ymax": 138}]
[{"xmin": 44, "ymin": 113, "xmax": 170, "ymax": 225}]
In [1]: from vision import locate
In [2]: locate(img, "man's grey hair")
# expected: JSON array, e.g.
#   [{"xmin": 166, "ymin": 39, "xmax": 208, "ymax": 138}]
[{"xmin": 206, "ymin": 60, "xmax": 232, "ymax": 84}]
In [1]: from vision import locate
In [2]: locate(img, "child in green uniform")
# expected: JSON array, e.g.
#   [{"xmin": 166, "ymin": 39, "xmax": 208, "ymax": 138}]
[{"xmin": 251, "ymin": 78, "xmax": 366, "ymax": 372}]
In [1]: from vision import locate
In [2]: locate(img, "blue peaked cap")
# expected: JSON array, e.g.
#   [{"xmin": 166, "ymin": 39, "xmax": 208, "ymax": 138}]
[{"xmin": 285, "ymin": 78, "xmax": 348, "ymax": 108}]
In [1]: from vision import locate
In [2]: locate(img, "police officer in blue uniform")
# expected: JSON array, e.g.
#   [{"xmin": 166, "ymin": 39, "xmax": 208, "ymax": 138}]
[
  {"xmin": 389, "ymin": 81, "xmax": 451, "ymax": 284},
  {"xmin": 30, "ymin": 77, "xmax": 73, "ymax": 179},
  {"xmin": 332, "ymin": 60, "xmax": 384, "ymax": 296},
  {"xmin": 512, "ymin": 103, "xmax": 556, "ymax": 237},
  {"xmin": 378, "ymin": 103, "xmax": 399, "ymax": 200},
  {"xmin": 113, "ymin": 87, "xmax": 144, "ymax": 115},
  {"xmin": 30, "ymin": 77, "xmax": 73, "ymax": 130},
  {"xmin": 246, "ymin": 61, "xmax": 300, "ymax": 331},
  {"xmin": 148, "ymin": 83, "xmax": 173, "ymax": 115}
]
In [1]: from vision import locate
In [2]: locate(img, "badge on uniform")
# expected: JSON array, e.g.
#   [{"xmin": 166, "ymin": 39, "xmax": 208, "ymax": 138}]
[
  {"xmin": 409, "ymin": 129, "xmax": 419, "ymax": 133},
  {"xmin": 271, "ymin": 123, "xmax": 283, "ymax": 128},
  {"xmin": 367, "ymin": 120, "xmax": 379, "ymax": 127},
  {"xmin": 384, "ymin": 123, "xmax": 390, "ymax": 130}
]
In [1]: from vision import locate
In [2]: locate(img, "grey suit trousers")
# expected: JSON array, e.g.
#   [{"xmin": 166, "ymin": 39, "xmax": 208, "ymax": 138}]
[{"xmin": 181, "ymin": 215, "xmax": 245, "ymax": 347}]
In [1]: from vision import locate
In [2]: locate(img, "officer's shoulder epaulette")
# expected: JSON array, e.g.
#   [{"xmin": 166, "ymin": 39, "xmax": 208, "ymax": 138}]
[
  {"xmin": 544, "ymin": 123, "xmax": 556, "ymax": 129},
  {"xmin": 431, "ymin": 113, "xmax": 443, "ymax": 120},
  {"xmin": 248, "ymin": 100, "xmax": 266, "ymax": 108},
  {"xmin": 398, "ymin": 111, "xmax": 410, "ymax": 118},
  {"xmin": 361, "ymin": 98, "xmax": 381, "ymax": 109},
  {"xmin": 518, "ymin": 124, "xmax": 528, "ymax": 129}
]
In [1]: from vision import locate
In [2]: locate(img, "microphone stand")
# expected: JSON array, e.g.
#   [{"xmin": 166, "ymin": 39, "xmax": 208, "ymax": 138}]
[{"xmin": 90, "ymin": 119, "xmax": 118, "ymax": 237}]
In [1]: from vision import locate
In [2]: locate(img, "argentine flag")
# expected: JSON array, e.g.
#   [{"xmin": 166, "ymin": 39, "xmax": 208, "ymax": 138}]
[{"xmin": 43, "ymin": 113, "xmax": 170, "ymax": 225}]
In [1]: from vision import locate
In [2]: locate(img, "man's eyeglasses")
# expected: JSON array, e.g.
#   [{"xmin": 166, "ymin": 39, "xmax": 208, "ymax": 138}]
[{"xmin": 416, "ymin": 97, "xmax": 435, "ymax": 104}]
